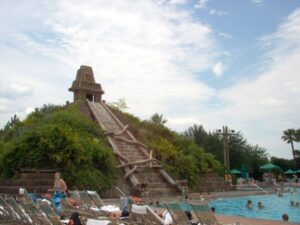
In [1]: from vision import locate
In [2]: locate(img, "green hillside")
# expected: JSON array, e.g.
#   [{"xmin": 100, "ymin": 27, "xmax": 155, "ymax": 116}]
[
  {"xmin": 0, "ymin": 102, "xmax": 116, "ymax": 193},
  {"xmin": 109, "ymin": 107, "xmax": 222, "ymax": 187},
  {"xmin": 0, "ymin": 102, "xmax": 221, "ymax": 192}
]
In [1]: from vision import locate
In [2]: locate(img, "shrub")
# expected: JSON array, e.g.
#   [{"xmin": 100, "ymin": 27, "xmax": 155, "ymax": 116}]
[{"xmin": 0, "ymin": 102, "xmax": 116, "ymax": 193}]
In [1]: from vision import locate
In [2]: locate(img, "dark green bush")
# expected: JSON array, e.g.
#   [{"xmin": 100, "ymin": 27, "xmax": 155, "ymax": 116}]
[{"xmin": 0, "ymin": 102, "xmax": 116, "ymax": 193}]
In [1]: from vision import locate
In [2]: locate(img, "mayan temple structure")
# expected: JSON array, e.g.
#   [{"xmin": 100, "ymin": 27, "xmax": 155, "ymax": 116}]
[
  {"xmin": 69, "ymin": 65, "xmax": 105, "ymax": 102},
  {"xmin": 69, "ymin": 65, "xmax": 181, "ymax": 197}
]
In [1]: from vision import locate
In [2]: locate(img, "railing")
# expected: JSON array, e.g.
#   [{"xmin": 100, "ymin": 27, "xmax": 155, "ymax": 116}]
[{"xmin": 250, "ymin": 182, "xmax": 268, "ymax": 194}]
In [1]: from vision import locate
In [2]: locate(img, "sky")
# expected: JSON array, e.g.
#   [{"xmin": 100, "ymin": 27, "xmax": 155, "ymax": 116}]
[{"xmin": 0, "ymin": 0, "xmax": 300, "ymax": 159}]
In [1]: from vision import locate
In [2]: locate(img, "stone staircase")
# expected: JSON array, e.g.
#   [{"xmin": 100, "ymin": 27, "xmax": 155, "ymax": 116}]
[
  {"xmin": 87, "ymin": 101, "xmax": 180, "ymax": 197},
  {"xmin": 197, "ymin": 172, "xmax": 236, "ymax": 193},
  {"xmin": 0, "ymin": 170, "xmax": 54, "ymax": 194}
]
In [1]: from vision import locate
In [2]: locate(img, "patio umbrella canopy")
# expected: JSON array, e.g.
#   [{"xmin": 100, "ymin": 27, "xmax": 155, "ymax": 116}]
[
  {"xmin": 230, "ymin": 169, "xmax": 241, "ymax": 174},
  {"xmin": 259, "ymin": 163, "xmax": 280, "ymax": 171},
  {"xmin": 284, "ymin": 169, "xmax": 296, "ymax": 175}
]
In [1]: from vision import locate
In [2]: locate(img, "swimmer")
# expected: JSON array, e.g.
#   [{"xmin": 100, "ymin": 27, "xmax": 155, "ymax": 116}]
[
  {"xmin": 282, "ymin": 213, "xmax": 289, "ymax": 222},
  {"xmin": 258, "ymin": 201, "xmax": 264, "ymax": 209},
  {"xmin": 290, "ymin": 200, "xmax": 295, "ymax": 207},
  {"xmin": 246, "ymin": 200, "xmax": 253, "ymax": 209}
]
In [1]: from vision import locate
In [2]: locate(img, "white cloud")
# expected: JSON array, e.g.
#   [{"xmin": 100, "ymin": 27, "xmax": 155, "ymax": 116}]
[
  {"xmin": 169, "ymin": 0, "xmax": 187, "ymax": 5},
  {"xmin": 218, "ymin": 32, "xmax": 233, "ymax": 39},
  {"xmin": 209, "ymin": 9, "xmax": 228, "ymax": 16},
  {"xmin": 0, "ymin": 0, "xmax": 221, "ymax": 127},
  {"xmin": 194, "ymin": 0, "xmax": 209, "ymax": 9},
  {"xmin": 212, "ymin": 62, "xmax": 225, "ymax": 77},
  {"xmin": 251, "ymin": 0, "xmax": 264, "ymax": 5},
  {"xmin": 9, "ymin": 83, "xmax": 31, "ymax": 94}
]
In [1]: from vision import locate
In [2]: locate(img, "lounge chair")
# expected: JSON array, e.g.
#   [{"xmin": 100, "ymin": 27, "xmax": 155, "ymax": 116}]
[
  {"xmin": 69, "ymin": 190, "xmax": 88, "ymax": 209},
  {"xmin": 188, "ymin": 200, "xmax": 220, "ymax": 225},
  {"xmin": 38, "ymin": 202, "xmax": 65, "ymax": 225},
  {"xmin": 60, "ymin": 198, "xmax": 94, "ymax": 218},
  {"xmin": 164, "ymin": 201, "xmax": 192, "ymax": 225},
  {"xmin": 145, "ymin": 206, "xmax": 165, "ymax": 225},
  {"xmin": 19, "ymin": 199, "xmax": 52, "ymax": 225},
  {"xmin": 19, "ymin": 187, "xmax": 35, "ymax": 203},
  {"xmin": 131, "ymin": 204, "xmax": 148, "ymax": 225},
  {"xmin": 86, "ymin": 190, "xmax": 105, "ymax": 208},
  {"xmin": 0, "ymin": 196, "xmax": 20, "ymax": 224},
  {"xmin": 6, "ymin": 197, "xmax": 32, "ymax": 225},
  {"xmin": 69, "ymin": 190, "xmax": 106, "ymax": 218},
  {"xmin": 79, "ymin": 191, "xmax": 97, "ymax": 208}
]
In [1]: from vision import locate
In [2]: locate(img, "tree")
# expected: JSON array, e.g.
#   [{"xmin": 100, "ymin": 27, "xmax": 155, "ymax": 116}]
[
  {"xmin": 150, "ymin": 113, "xmax": 167, "ymax": 125},
  {"xmin": 183, "ymin": 124, "xmax": 269, "ymax": 179},
  {"xmin": 111, "ymin": 98, "xmax": 128, "ymax": 112},
  {"xmin": 183, "ymin": 124, "xmax": 207, "ymax": 148},
  {"xmin": 270, "ymin": 157, "xmax": 295, "ymax": 171},
  {"xmin": 4, "ymin": 114, "xmax": 20, "ymax": 130},
  {"xmin": 282, "ymin": 129, "xmax": 297, "ymax": 168}
]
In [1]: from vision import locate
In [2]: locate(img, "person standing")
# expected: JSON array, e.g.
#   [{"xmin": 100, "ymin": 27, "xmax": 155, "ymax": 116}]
[
  {"xmin": 54, "ymin": 172, "xmax": 68, "ymax": 196},
  {"xmin": 53, "ymin": 172, "xmax": 68, "ymax": 218}
]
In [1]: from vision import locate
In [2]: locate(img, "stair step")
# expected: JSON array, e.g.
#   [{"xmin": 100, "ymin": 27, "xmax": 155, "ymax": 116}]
[
  {"xmin": 88, "ymin": 101, "xmax": 179, "ymax": 197},
  {"xmin": 147, "ymin": 183, "xmax": 172, "ymax": 189}
]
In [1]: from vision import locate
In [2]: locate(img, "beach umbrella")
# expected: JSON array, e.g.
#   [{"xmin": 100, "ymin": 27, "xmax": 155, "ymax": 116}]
[
  {"xmin": 284, "ymin": 169, "xmax": 296, "ymax": 175},
  {"xmin": 230, "ymin": 169, "xmax": 241, "ymax": 175},
  {"xmin": 259, "ymin": 163, "xmax": 280, "ymax": 171}
]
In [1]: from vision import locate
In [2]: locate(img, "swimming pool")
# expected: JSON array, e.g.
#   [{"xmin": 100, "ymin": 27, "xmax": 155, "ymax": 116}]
[{"xmin": 209, "ymin": 189, "xmax": 300, "ymax": 223}]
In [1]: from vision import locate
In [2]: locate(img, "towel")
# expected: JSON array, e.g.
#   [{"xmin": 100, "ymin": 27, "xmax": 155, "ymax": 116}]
[
  {"xmin": 131, "ymin": 204, "xmax": 147, "ymax": 214},
  {"xmin": 90, "ymin": 206, "xmax": 101, "ymax": 212},
  {"xmin": 86, "ymin": 219, "xmax": 111, "ymax": 225},
  {"xmin": 100, "ymin": 205, "xmax": 119, "ymax": 212}
]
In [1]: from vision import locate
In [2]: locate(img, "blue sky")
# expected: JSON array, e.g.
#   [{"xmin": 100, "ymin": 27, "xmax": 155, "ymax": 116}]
[{"xmin": 0, "ymin": 0, "xmax": 300, "ymax": 159}]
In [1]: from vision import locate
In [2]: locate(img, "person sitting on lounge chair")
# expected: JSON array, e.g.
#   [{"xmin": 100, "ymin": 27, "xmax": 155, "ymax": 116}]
[{"xmin": 107, "ymin": 209, "xmax": 130, "ymax": 219}]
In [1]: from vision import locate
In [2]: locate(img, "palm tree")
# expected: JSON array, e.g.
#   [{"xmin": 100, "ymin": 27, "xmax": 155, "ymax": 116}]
[{"xmin": 281, "ymin": 129, "xmax": 297, "ymax": 168}]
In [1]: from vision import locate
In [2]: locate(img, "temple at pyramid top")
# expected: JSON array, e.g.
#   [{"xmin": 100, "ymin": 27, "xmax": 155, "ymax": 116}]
[{"xmin": 69, "ymin": 65, "xmax": 104, "ymax": 102}]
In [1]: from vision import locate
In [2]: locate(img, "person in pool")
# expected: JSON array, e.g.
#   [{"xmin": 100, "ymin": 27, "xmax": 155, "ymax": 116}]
[
  {"xmin": 282, "ymin": 213, "xmax": 289, "ymax": 222},
  {"xmin": 246, "ymin": 200, "xmax": 253, "ymax": 209},
  {"xmin": 290, "ymin": 200, "xmax": 295, "ymax": 207},
  {"xmin": 258, "ymin": 201, "xmax": 264, "ymax": 209}
]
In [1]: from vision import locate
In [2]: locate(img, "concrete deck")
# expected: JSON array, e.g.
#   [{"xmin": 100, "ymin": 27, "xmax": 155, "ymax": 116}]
[{"xmin": 216, "ymin": 214, "xmax": 300, "ymax": 225}]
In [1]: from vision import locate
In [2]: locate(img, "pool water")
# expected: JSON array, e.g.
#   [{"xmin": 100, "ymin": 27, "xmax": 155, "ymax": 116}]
[{"xmin": 209, "ymin": 189, "xmax": 300, "ymax": 223}]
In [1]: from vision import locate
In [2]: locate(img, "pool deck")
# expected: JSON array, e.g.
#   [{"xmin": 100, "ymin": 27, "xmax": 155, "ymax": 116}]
[{"xmin": 216, "ymin": 214, "xmax": 300, "ymax": 225}]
